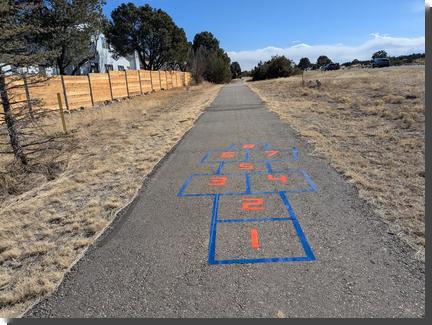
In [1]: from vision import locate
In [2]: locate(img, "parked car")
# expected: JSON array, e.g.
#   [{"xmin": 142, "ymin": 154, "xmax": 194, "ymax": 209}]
[
  {"xmin": 372, "ymin": 58, "xmax": 390, "ymax": 68},
  {"xmin": 323, "ymin": 63, "xmax": 340, "ymax": 71}
]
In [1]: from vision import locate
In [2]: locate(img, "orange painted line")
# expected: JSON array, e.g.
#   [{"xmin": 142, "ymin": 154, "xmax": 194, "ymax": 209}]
[
  {"xmin": 243, "ymin": 144, "xmax": 255, "ymax": 149},
  {"xmin": 265, "ymin": 150, "xmax": 279, "ymax": 158},
  {"xmin": 209, "ymin": 176, "xmax": 227, "ymax": 186},
  {"xmin": 220, "ymin": 151, "xmax": 236, "ymax": 159},
  {"xmin": 239, "ymin": 163, "xmax": 254, "ymax": 170},
  {"xmin": 250, "ymin": 228, "xmax": 260, "ymax": 249}
]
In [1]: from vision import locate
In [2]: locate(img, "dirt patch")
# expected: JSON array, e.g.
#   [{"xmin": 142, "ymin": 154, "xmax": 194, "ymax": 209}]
[
  {"xmin": 0, "ymin": 83, "xmax": 221, "ymax": 317},
  {"xmin": 248, "ymin": 66, "xmax": 424, "ymax": 258}
]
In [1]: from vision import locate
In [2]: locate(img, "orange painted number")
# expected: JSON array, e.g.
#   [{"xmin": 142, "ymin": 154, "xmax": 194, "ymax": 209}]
[
  {"xmin": 242, "ymin": 144, "xmax": 256, "ymax": 149},
  {"xmin": 239, "ymin": 163, "xmax": 254, "ymax": 170},
  {"xmin": 242, "ymin": 198, "xmax": 265, "ymax": 211},
  {"xmin": 265, "ymin": 150, "xmax": 279, "ymax": 158},
  {"xmin": 250, "ymin": 228, "xmax": 260, "ymax": 249},
  {"xmin": 267, "ymin": 174, "xmax": 287, "ymax": 184},
  {"xmin": 220, "ymin": 151, "xmax": 236, "ymax": 159},
  {"xmin": 209, "ymin": 176, "xmax": 227, "ymax": 186}
]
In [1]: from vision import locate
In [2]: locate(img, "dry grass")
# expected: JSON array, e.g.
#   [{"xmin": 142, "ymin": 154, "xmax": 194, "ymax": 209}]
[
  {"xmin": 0, "ymin": 82, "xmax": 222, "ymax": 317},
  {"xmin": 248, "ymin": 66, "xmax": 424, "ymax": 258}
]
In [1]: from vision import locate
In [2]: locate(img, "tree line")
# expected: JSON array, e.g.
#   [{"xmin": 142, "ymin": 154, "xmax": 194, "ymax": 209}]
[
  {"xmin": 1, "ymin": 1, "xmax": 238, "ymax": 83},
  {"xmin": 1, "ymin": 1, "xmax": 241, "ymax": 166},
  {"xmin": 248, "ymin": 49, "xmax": 425, "ymax": 81}
]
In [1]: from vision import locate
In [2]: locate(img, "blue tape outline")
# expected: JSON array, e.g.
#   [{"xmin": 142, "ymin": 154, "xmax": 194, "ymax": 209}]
[
  {"xmin": 181, "ymin": 144, "xmax": 316, "ymax": 265},
  {"xmin": 199, "ymin": 146, "xmax": 299, "ymax": 164},
  {"xmin": 177, "ymin": 169, "xmax": 317, "ymax": 197},
  {"xmin": 207, "ymin": 194, "xmax": 219, "ymax": 264},
  {"xmin": 218, "ymin": 217, "xmax": 291, "ymax": 223},
  {"xmin": 208, "ymin": 192, "xmax": 316, "ymax": 265}
]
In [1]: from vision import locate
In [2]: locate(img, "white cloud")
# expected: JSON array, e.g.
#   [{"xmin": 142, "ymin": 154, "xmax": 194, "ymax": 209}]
[{"xmin": 228, "ymin": 33, "xmax": 425, "ymax": 70}]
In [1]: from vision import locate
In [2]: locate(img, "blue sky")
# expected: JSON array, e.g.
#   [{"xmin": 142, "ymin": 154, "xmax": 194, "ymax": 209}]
[{"xmin": 103, "ymin": 0, "xmax": 426, "ymax": 70}]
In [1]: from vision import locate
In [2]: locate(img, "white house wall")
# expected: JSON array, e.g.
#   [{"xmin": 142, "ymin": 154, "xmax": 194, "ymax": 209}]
[{"xmin": 96, "ymin": 34, "xmax": 141, "ymax": 73}]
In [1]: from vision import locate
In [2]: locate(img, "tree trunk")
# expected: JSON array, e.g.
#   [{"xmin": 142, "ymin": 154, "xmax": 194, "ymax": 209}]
[
  {"xmin": 0, "ymin": 74, "xmax": 27, "ymax": 165},
  {"xmin": 23, "ymin": 74, "xmax": 34, "ymax": 118},
  {"xmin": 57, "ymin": 56, "xmax": 66, "ymax": 75}
]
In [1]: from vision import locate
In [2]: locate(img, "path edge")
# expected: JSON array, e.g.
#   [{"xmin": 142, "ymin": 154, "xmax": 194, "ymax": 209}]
[{"xmin": 20, "ymin": 86, "xmax": 223, "ymax": 318}]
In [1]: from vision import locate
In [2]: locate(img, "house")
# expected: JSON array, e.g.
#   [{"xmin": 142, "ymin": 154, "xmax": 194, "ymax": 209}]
[
  {"xmin": 85, "ymin": 33, "xmax": 141, "ymax": 73},
  {"xmin": 2, "ymin": 33, "xmax": 142, "ymax": 77}
]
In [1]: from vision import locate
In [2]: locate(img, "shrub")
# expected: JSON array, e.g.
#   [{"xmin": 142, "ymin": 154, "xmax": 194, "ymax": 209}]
[
  {"xmin": 251, "ymin": 56, "xmax": 295, "ymax": 81},
  {"xmin": 298, "ymin": 57, "xmax": 311, "ymax": 70}
]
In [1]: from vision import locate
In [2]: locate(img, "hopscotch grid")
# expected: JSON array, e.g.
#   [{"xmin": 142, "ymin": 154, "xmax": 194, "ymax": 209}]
[
  {"xmin": 208, "ymin": 191, "xmax": 314, "ymax": 265},
  {"xmin": 178, "ymin": 143, "xmax": 316, "ymax": 265}
]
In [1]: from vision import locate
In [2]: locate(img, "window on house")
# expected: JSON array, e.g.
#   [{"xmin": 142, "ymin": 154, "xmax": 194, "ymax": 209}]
[
  {"xmin": 117, "ymin": 65, "xmax": 125, "ymax": 71},
  {"xmin": 101, "ymin": 36, "xmax": 109, "ymax": 49},
  {"xmin": 105, "ymin": 64, "xmax": 113, "ymax": 72},
  {"xmin": 90, "ymin": 63, "xmax": 99, "ymax": 73}
]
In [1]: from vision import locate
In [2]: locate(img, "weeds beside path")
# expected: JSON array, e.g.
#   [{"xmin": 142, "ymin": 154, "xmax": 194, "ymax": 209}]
[
  {"xmin": 248, "ymin": 67, "xmax": 424, "ymax": 259},
  {"xmin": 0, "ymin": 83, "xmax": 222, "ymax": 317}
]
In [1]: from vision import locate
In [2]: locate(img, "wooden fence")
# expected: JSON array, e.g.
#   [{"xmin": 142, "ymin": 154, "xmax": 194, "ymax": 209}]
[{"xmin": 5, "ymin": 70, "xmax": 192, "ymax": 113}]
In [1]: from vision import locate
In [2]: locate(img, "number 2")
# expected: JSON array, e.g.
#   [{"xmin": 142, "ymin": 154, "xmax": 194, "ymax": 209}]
[{"xmin": 242, "ymin": 198, "xmax": 265, "ymax": 211}]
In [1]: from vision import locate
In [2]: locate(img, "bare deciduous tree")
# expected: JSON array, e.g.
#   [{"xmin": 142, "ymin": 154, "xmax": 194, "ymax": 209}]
[{"xmin": 187, "ymin": 46, "xmax": 208, "ymax": 84}]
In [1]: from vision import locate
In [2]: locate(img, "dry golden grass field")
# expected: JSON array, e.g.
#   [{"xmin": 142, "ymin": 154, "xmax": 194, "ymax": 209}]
[
  {"xmin": 248, "ymin": 66, "xmax": 424, "ymax": 259},
  {"xmin": 0, "ymin": 83, "xmax": 221, "ymax": 317}
]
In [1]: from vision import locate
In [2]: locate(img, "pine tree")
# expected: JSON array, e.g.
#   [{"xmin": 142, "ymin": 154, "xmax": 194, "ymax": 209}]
[{"xmin": 0, "ymin": 1, "xmax": 56, "ymax": 165}]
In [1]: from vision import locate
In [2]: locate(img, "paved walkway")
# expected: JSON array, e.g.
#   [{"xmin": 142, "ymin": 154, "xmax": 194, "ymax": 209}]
[{"xmin": 27, "ymin": 82, "xmax": 424, "ymax": 317}]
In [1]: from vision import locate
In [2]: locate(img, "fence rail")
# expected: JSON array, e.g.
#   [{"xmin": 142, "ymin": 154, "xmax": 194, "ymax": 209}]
[{"xmin": 4, "ymin": 70, "xmax": 192, "ymax": 115}]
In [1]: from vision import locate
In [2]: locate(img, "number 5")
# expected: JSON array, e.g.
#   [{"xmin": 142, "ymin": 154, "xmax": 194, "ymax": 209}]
[{"xmin": 267, "ymin": 174, "xmax": 287, "ymax": 184}]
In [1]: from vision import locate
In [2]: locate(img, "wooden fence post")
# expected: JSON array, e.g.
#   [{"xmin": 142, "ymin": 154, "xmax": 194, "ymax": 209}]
[
  {"xmin": 57, "ymin": 93, "xmax": 67, "ymax": 134},
  {"xmin": 137, "ymin": 70, "xmax": 143, "ymax": 95},
  {"xmin": 60, "ymin": 75, "xmax": 70, "ymax": 112},
  {"xmin": 158, "ymin": 71, "xmax": 162, "ymax": 90},
  {"xmin": 87, "ymin": 74, "xmax": 95, "ymax": 106},
  {"xmin": 107, "ymin": 70, "xmax": 114, "ymax": 100},
  {"xmin": 22, "ymin": 74, "xmax": 33, "ymax": 118},
  {"xmin": 149, "ymin": 70, "xmax": 154, "ymax": 91},
  {"xmin": 124, "ymin": 70, "xmax": 130, "ymax": 97},
  {"xmin": 165, "ymin": 71, "xmax": 168, "ymax": 89}
]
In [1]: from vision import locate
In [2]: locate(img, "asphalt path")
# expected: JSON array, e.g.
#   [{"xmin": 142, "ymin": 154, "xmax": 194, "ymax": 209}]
[{"xmin": 26, "ymin": 81, "xmax": 425, "ymax": 317}]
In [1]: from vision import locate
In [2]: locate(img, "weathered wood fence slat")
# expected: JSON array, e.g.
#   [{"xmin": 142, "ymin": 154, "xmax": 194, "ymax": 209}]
[{"xmin": 4, "ymin": 70, "xmax": 192, "ymax": 116}]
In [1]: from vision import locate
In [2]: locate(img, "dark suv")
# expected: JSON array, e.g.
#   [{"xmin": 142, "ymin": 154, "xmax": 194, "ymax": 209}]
[
  {"xmin": 372, "ymin": 58, "xmax": 390, "ymax": 68},
  {"xmin": 323, "ymin": 63, "xmax": 340, "ymax": 71}
]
